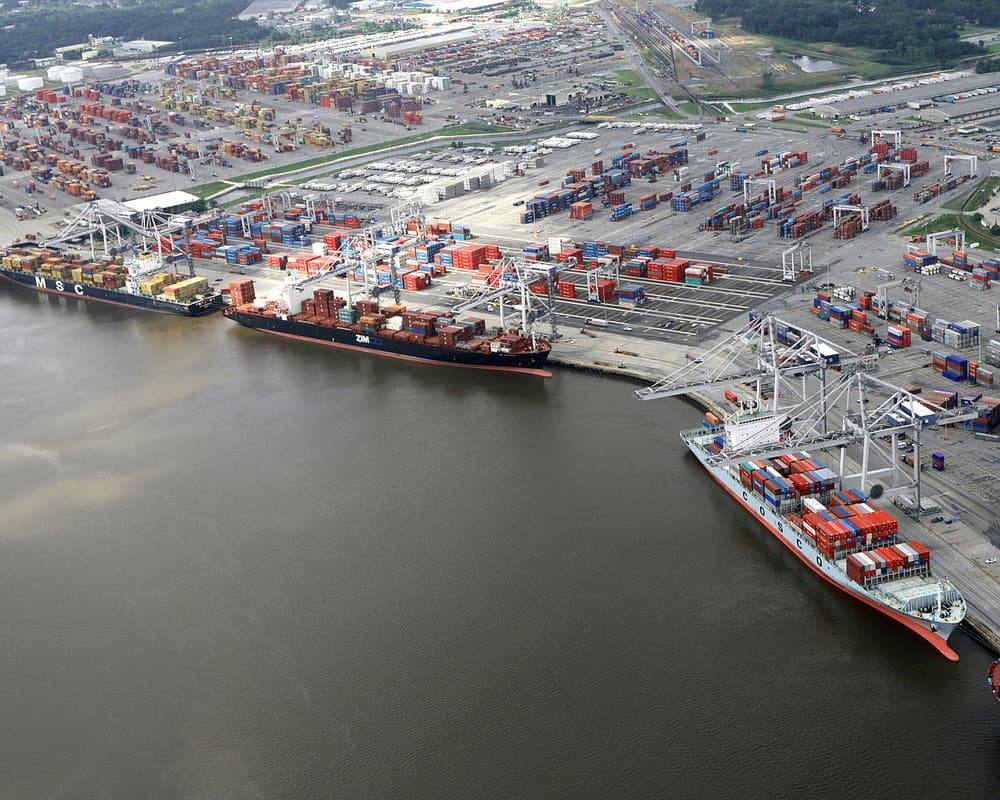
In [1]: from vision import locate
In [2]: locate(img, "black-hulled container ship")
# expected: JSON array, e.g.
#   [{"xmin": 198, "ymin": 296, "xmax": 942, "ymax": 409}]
[
  {"xmin": 223, "ymin": 279, "xmax": 551, "ymax": 376},
  {"xmin": 0, "ymin": 245, "xmax": 223, "ymax": 316}
]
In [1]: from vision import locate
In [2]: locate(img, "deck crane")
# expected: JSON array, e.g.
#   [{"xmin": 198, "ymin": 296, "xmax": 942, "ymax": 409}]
[
  {"xmin": 451, "ymin": 256, "xmax": 561, "ymax": 340},
  {"xmin": 634, "ymin": 314, "xmax": 980, "ymax": 514}
]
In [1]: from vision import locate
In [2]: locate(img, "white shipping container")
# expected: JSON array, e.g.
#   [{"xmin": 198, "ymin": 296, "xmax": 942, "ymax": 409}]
[
  {"xmin": 803, "ymin": 498, "xmax": 826, "ymax": 514},
  {"xmin": 548, "ymin": 237, "xmax": 572, "ymax": 256},
  {"xmin": 854, "ymin": 552, "xmax": 877, "ymax": 569}
]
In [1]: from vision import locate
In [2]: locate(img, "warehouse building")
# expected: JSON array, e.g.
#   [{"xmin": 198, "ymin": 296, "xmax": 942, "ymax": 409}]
[
  {"xmin": 365, "ymin": 30, "xmax": 476, "ymax": 60},
  {"xmin": 811, "ymin": 74, "xmax": 1000, "ymax": 118},
  {"xmin": 916, "ymin": 94, "xmax": 1000, "ymax": 124}
]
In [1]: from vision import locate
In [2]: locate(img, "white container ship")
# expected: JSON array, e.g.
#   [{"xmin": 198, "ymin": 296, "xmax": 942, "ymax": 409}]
[{"xmin": 683, "ymin": 411, "xmax": 965, "ymax": 661}]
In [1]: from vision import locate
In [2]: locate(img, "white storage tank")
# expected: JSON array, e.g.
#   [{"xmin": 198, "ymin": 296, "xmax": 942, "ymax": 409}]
[
  {"xmin": 59, "ymin": 66, "xmax": 84, "ymax": 84},
  {"xmin": 17, "ymin": 76, "xmax": 44, "ymax": 92},
  {"xmin": 47, "ymin": 65, "xmax": 65, "ymax": 82}
]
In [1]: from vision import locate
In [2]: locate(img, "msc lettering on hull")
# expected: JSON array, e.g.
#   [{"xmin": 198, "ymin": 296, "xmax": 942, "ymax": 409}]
[{"xmin": 36, "ymin": 275, "xmax": 84, "ymax": 296}]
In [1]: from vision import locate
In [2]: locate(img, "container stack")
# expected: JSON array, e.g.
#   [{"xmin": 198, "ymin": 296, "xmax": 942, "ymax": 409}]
[
  {"xmin": 960, "ymin": 398, "xmax": 1000, "ymax": 432},
  {"xmin": 804, "ymin": 509, "xmax": 900, "ymax": 559},
  {"xmin": 971, "ymin": 267, "xmax": 991, "ymax": 290},
  {"xmin": 931, "ymin": 452, "xmax": 945, "ymax": 472},
  {"xmin": 845, "ymin": 541, "xmax": 929, "ymax": 587},
  {"xmin": 590, "ymin": 279, "xmax": 616, "ymax": 302},
  {"xmin": 684, "ymin": 264, "xmax": 713, "ymax": 285},
  {"xmin": 624, "ymin": 258, "xmax": 648, "ymax": 278},
  {"xmin": 671, "ymin": 178, "xmax": 721, "ymax": 212},
  {"xmin": 887, "ymin": 325, "xmax": 911, "ymax": 349},
  {"xmin": 229, "ymin": 278, "xmax": 255, "ymax": 307},
  {"xmin": 521, "ymin": 244, "xmax": 550, "ymax": 263},
  {"xmin": 163, "ymin": 276, "xmax": 209, "ymax": 301},
  {"xmin": 619, "ymin": 284, "xmax": 645, "ymax": 307},
  {"xmin": 942, "ymin": 320, "xmax": 980, "ymax": 349},
  {"xmin": 402, "ymin": 271, "xmax": 429, "ymax": 291},
  {"xmin": 558, "ymin": 280, "xmax": 577, "ymax": 299},
  {"xmin": 647, "ymin": 258, "xmax": 687, "ymax": 283},
  {"xmin": 944, "ymin": 354, "xmax": 969, "ymax": 381},
  {"xmin": 834, "ymin": 214, "xmax": 863, "ymax": 240},
  {"xmin": 610, "ymin": 203, "xmax": 633, "ymax": 222},
  {"xmin": 986, "ymin": 338, "xmax": 1000, "ymax": 367},
  {"xmin": 903, "ymin": 250, "xmax": 937, "ymax": 272},
  {"xmin": 555, "ymin": 247, "xmax": 583, "ymax": 264},
  {"xmin": 869, "ymin": 199, "xmax": 897, "ymax": 221}
]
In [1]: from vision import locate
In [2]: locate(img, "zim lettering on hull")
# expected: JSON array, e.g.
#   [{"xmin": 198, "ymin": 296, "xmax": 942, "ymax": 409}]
[
  {"xmin": 354, "ymin": 334, "xmax": 384, "ymax": 347},
  {"xmin": 36, "ymin": 275, "xmax": 84, "ymax": 296}
]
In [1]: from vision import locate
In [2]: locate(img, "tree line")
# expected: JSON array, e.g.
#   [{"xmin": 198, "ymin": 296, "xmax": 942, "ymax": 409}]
[
  {"xmin": 693, "ymin": 0, "xmax": 997, "ymax": 66},
  {"xmin": 0, "ymin": 0, "xmax": 286, "ymax": 64}
]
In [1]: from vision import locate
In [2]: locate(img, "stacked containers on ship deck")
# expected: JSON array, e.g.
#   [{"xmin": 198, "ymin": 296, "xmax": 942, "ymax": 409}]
[
  {"xmin": 846, "ymin": 540, "xmax": 930, "ymax": 586},
  {"xmin": 229, "ymin": 278, "xmax": 255, "ymax": 306}
]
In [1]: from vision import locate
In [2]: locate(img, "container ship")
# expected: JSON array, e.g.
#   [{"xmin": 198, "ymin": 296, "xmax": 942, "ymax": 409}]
[
  {"xmin": 0, "ymin": 245, "xmax": 223, "ymax": 316},
  {"xmin": 683, "ymin": 411, "xmax": 966, "ymax": 660},
  {"xmin": 222, "ymin": 279, "xmax": 552, "ymax": 376}
]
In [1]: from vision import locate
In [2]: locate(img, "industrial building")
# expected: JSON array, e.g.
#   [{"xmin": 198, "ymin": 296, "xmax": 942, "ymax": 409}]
[
  {"xmin": 915, "ymin": 93, "xmax": 1000, "ymax": 125},
  {"xmin": 364, "ymin": 30, "xmax": 476, "ymax": 60},
  {"xmin": 808, "ymin": 74, "xmax": 1000, "ymax": 118}
]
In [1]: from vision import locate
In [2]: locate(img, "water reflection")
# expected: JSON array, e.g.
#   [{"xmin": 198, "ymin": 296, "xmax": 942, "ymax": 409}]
[{"xmin": 787, "ymin": 55, "xmax": 844, "ymax": 73}]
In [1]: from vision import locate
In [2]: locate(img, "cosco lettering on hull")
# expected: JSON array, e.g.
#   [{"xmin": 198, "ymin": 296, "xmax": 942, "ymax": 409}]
[
  {"xmin": 36, "ymin": 275, "xmax": 84, "ymax": 296},
  {"xmin": 354, "ymin": 334, "xmax": 384, "ymax": 346}
]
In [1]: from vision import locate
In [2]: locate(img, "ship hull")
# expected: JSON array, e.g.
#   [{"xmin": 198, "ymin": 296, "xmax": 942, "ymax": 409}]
[
  {"xmin": 0, "ymin": 268, "xmax": 222, "ymax": 316},
  {"xmin": 685, "ymin": 431, "xmax": 961, "ymax": 660},
  {"xmin": 224, "ymin": 308, "xmax": 552, "ymax": 376}
]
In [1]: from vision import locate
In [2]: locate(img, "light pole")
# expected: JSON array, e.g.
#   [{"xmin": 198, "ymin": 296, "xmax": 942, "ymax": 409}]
[{"xmin": 977, "ymin": 306, "xmax": 984, "ymax": 365}]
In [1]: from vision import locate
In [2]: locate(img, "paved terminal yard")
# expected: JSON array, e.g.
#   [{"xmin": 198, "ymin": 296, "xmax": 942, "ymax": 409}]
[{"xmin": 1, "ymin": 8, "xmax": 999, "ymax": 654}]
